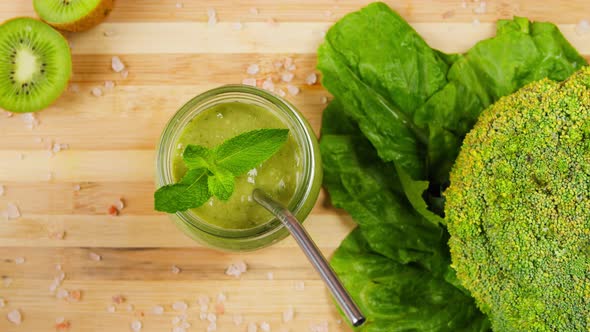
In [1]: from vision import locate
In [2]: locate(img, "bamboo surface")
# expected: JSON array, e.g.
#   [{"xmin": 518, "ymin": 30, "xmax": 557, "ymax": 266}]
[{"xmin": 0, "ymin": 1, "xmax": 589, "ymax": 331}]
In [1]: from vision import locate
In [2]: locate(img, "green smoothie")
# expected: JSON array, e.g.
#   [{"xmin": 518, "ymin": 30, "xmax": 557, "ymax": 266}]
[{"xmin": 172, "ymin": 102, "xmax": 301, "ymax": 230}]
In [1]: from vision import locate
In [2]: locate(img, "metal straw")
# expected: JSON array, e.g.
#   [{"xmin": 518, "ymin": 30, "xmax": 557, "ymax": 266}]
[{"xmin": 252, "ymin": 189, "xmax": 366, "ymax": 327}]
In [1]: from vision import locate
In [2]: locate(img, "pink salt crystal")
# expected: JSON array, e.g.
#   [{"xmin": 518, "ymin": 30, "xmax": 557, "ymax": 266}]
[
  {"xmin": 242, "ymin": 78, "xmax": 257, "ymax": 87},
  {"xmin": 89, "ymin": 252, "xmax": 101, "ymax": 261},
  {"xmin": 207, "ymin": 8, "xmax": 217, "ymax": 26},
  {"xmin": 283, "ymin": 306, "xmax": 294, "ymax": 322},
  {"xmin": 576, "ymin": 19, "xmax": 590, "ymax": 35},
  {"xmin": 0, "ymin": 185, "xmax": 4, "ymax": 196},
  {"xmin": 286, "ymin": 85, "xmax": 300, "ymax": 96},
  {"xmin": 277, "ymin": 89, "xmax": 286, "ymax": 97},
  {"xmin": 262, "ymin": 78, "xmax": 275, "ymax": 92},
  {"xmin": 152, "ymin": 305, "xmax": 164, "ymax": 315},
  {"xmin": 14, "ymin": 257, "xmax": 25, "ymax": 264},
  {"xmin": 115, "ymin": 198, "xmax": 125, "ymax": 210},
  {"xmin": 281, "ymin": 72, "xmax": 294, "ymax": 83},
  {"xmin": 233, "ymin": 314, "xmax": 243, "ymax": 326},
  {"xmin": 247, "ymin": 64, "xmax": 260, "ymax": 75},
  {"xmin": 260, "ymin": 321, "xmax": 271, "ymax": 331},
  {"xmin": 131, "ymin": 320, "xmax": 142, "ymax": 332},
  {"xmin": 172, "ymin": 301, "xmax": 188, "ymax": 311},
  {"xmin": 111, "ymin": 56, "xmax": 125, "ymax": 73},
  {"xmin": 175, "ymin": 2, "xmax": 183, "ymax": 9},
  {"xmin": 73, "ymin": 184, "xmax": 81, "ymax": 192},
  {"xmin": 56, "ymin": 289, "xmax": 69, "ymax": 299},
  {"xmin": 249, "ymin": 7, "xmax": 259, "ymax": 15},
  {"xmin": 91, "ymin": 87, "xmax": 103, "ymax": 97},
  {"xmin": 121, "ymin": 69, "xmax": 129, "ymax": 79},
  {"xmin": 104, "ymin": 80, "xmax": 115, "ymax": 89},
  {"xmin": 7, "ymin": 309, "xmax": 22, "ymax": 325},
  {"xmin": 294, "ymin": 280, "xmax": 305, "ymax": 291},
  {"xmin": 0, "ymin": 298, "xmax": 5, "ymax": 307},
  {"xmin": 171, "ymin": 265, "xmax": 181, "ymax": 274},
  {"xmin": 305, "ymin": 73, "xmax": 317, "ymax": 85},
  {"xmin": 3, "ymin": 277, "xmax": 12, "ymax": 287},
  {"xmin": 6, "ymin": 203, "xmax": 20, "ymax": 219},
  {"xmin": 107, "ymin": 305, "xmax": 116, "ymax": 313}
]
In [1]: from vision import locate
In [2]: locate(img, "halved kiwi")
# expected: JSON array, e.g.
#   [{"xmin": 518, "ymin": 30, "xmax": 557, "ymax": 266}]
[
  {"xmin": 0, "ymin": 18, "xmax": 72, "ymax": 113},
  {"xmin": 34, "ymin": 0, "xmax": 114, "ymax": 32}
]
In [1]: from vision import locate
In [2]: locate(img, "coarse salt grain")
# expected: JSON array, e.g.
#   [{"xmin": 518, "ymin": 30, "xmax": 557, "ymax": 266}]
[
  {"xmin": 247, "ymin": 64, "xmax": 260, "ymax": 75},
  {"xmin": 121, "ymin": 69, "xmax": 129, "ymax": 79},
  {"xmin": 461, "ymin": 1, "xmax": 467, "ymax": 8},
  {"xmin": 267, "ymin": 272, "xmax": 274, "ymax": 280},
  {"xmin": 152, "ymin": 305, "xmax": 164, "ymax": 315},
  {"xmin": 309, "ymin": 321, "xmax": 329, "ymax": 332},
  {"xmin": 131, "ymin": 320, "xmax": 142, "ymax": 332},
  {"xmin": 233, "ymin": 314, "xmax": 243, "ymax": 325},
  {"xmin": 14, "ymin": 257, "xmax": 25, "ymax": 264},
  {"xmin": 175, "ymin": 2, "xmax": 183, "ymax": 9},
  {"xmin": 200, "ymin": 312, "xmax": 208, "ymax": 320},
  {"xmin": 283, "ymin": 306, "xmax": 294, "ymax": 322},
  {"xmin": 115, "ymin": 198, "xmax": 125, "ymax": 210},
  {"xmin": 0, "ymin": 185, "xmax": 4, "ymax": 196},
  {"xmin": 171, "ymin": 265, "xmax": 181, "ymax": 274},
  {"xmin": 294, "ymin": 281, "xmax": 305, "ymax": 291},
  {"xmin": 207, "ymin": 321, "xmax": 217, "ymax": 332},
  {"xmin": 91, "ymin": 87, "xmax": 103, "ymax": 97},
  {"xmin": 73, "ymin": 184, "xmax": 81, "ymax": 191},
  {"xmin": 7, "ymin": 309, "xmax": 22, "ymax": 325},
  {"xmin": 576, "ymin": 19, "xmax": 590, "ymax": 35},
  {"xmin": 107, "ymin": 305, "xmax": 116, "ymax": 313},
  {"xmin": 250, "ymin": 7, "xmax": 259, "ymax": 15},
  {"xmin": 0, "ymin": 298, "xmax": 5, "ymax": 307},
  {"xmin": 207, "ymin": 312, "xmax": 217, "ymax": 322},
  {"xmin": 216, "ymin": 292, "xmax": 226, "ymax": 303},
  {"xmin": 281, "ymin": 72, "xmax": 294, "ymax": 83},
  {"xmin": 173, "ymin": 301, "xmax": 188, "ymax": 311},
  {"xmin": 49, "ymin": 231, "xmax": 66, "ymax": 240},
  {"xmin": 172, "ymin": 316, "xmax": 181, "ymax": 324},
  {"xmin": 248, "ymin": 323, "xmax": 258, "ymax": 332},
  {"xmin": 56, "ymin": 289, "xmax": 69, "ymax": 299},
  {"xmin": 55, "ymin": 316, "xmax": 65, "ymax": 324},
  {"xmin": 111, "ymin": 56, "xmax": 125, "ymax": 73},
  {"xmin": 104, "ymin": 80, "xmax": 115, "ymax": 89},
  {"xmin": 5, "ymin": 203, "xmax": 21, "ymax": 220},
  {"xmin": 69, "ymin": 84, "xmax": 80, "ymax": 93},
  {"xmin": 207, "ymin": 8, "xmax": 217, "ymax": 26},
  {"xmin": 198, "ymin": 295, "xmax": 209, "ymax": 306},
  {"xmin": 112, "ymin": 295, "xmax": 126, "ymax": 304},
  {"xmin": 242, "ymin": 78, "xmax": 257, "ymax": 86},
  {"xmin": 232, "ymin": 22, "xmax": 243, "ymax": 30},
  {"xmin": 262, "ymin": 78, "xmax": 275, "ymax": 92},
  {"xmin": 3, "ymin": 277, "xmax": 12, "ymax": 287},
  {"xmin": 277, "ymin": 89, "xmax": 286, "ymax": 97},
  {"xmin": 286, "ymin": 85, "xmax": 300, "ymax": 96},
  {"xmin": 260, "ymin": 321, "xmax": 271, "ymax": 331},
  {"xmin": 89, "ymin": 252, "xmax": 101, "ymax": 261},
  {"xmin": 305, "ymin": 73, "xmax": 317, "ymax": 85}
]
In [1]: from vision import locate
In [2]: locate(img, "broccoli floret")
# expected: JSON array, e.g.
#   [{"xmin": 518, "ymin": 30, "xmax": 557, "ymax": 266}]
[{"xmin": 445, "ymin": 66, "xmax": 590, "ymax": 332}]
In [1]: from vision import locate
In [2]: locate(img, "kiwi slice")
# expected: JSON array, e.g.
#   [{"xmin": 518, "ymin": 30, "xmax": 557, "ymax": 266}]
[
  {"xmin": 0, "ymin": 18, "xmax": 72, "ymax": 113},
  {"xmin": 34, "ymin": 0, "xmax": 114, "ymax": 32}
]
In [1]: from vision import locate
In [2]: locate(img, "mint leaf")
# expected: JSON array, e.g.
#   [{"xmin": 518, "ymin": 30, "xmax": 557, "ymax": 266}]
[
  {"xmin": 214, "ymin": 129, "xmax": 289, "ymax": 175},
  {"xmin": 154, "ymin": 168, "xmax": 211, "ymax": 213},
  {"xmin": 208, "ymin": 166, "xmax": 235, "ymax": 201},
  {"xmin": 183, "ymin": 145, "xmax": 213, "ymax": 169}
]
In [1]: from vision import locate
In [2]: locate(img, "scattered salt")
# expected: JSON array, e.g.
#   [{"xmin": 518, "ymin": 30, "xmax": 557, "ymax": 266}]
[
  {"xmin": 233, "ymin": 22, "xmax": 243, "ymax": 30},
  {"xmin": 3, "ymin": 277, "xmax": 12, "ymax": 287},
  {"xmin": 131, "ymin": 320, "xmax": 142, "ymax": 332},
  {"xmin": 73, "ymin": 184, "xmax": 81, "ymax": 191},
  {"xmin": 216, "ymin": 112, "xmax": 223, "ymax": 119},
  {"xmin": 56, "ymin": 264, "xmax": 62, "ymax": 271},
  {"xmin": 200, "ymin": 312, "xmax": 208, "ymax": 320},
  {"xmin": 198, "ymin": 295, "xmax": 209, "ymax": 306},
  {"xmin": 247, "ymin": 176, "xmax": 255, "ymax": 184},
  {"xmin": 171, "ymin": 265, "xmax": 181, "ymax": 274},
  {"xmin": 0, "ymin": 298, "xmax": 5, "ymax": 307},
  {"xmin": 91, "ymin": 87, "xmax": 103, "ymax": 97},
  {"xmin": 249, "ymin": 7, "xmax": 259, "ymax": 15},
  {"xmin": 111, "ymin": 56, "xmax": 125, "ymax": 73},
  {"xmin": 112, "ymin": 295, "xmax": 126, "ymax": 304},
  {"xmin": 305, "ymin": 73, "xmax": 317, "ymax": 85},
  {"xmin": 262, "ymin": 77, "xmax": 275, "ymax": 92},
  {"xmin": 216, "ymin": 292, "xmax": 226, "ymax": 303},
  {"xmin": 281, "ymin": 72, "xmax": 294, "ymax": 83},
  {"xmin": 115, "ymin": 198, "xmax": 125, "ymax": 210},
  {"xmin": 267, "ymin": 272, "xmax": 274, "ymax": 280},
  {"xmin": 89, "ymin": 252, "xmax": 101, "ymax": 261},
  {"xmin": 5, "ymin": 203, "xmax": 21, "ymax": 220},
  {"xmin": 207, "ymin": 8, "xmax": 218, "ymax": 26},
  {"xmin": 207, "ymin": 312, "xmax": 217, "ymax": 322},
  {"xmin": 294, "ymin": 280, "xmax": 305, "ymax": 291},
  {"xmin": 104, "ymin": 80, "xmax": 115, "ymax": 89},
  {"xmin": 175, "ymin": 2, "xmax": 183, "ymax": 9},
  {"xmin": 56, "ymin": 288, "xmax": 69, "ymax": 299},
  {"xmin": 247, "ymin": 64, "xmax": 260, "ymax": 75},
  {"xmin": 273, "ymin": 61, "xmax": 283, "ymax": 70},
  {"xmin": 173, "ymin": 301, "xmax": 188, "ymax": 311},
  {"xmin": 0, "ymin": 185, "xmax": 4, "ymax": 196},
  {"xmin": 248, "ymin": 323, "xmax": 258, "ymax": 332},
  {"xmin": 260, "ymin": 321, "xmax": 271, "ymax": 331},
  {"xmin": 152, "ymin": 305, "xmax": 164, "ymax": 315},
  {"xmin": 242, "ymin": 78, "xmax": 257, "ymax": 86},
  {"xmin": 22, "ymin": 113, "xmax": 40, "ymax": 129},
  {"xmin": 233, "ymin": 314, "xmax": 243, "ymax": 326},
  {"xmin": 283, "ymin": 306, "xmax": 294, "ymax": 322},
  {"xmin": 107, "ymin": 305, "xmax": 116, "ymax": 313},
  {"xmin": 461, "ymin": 1, "xmax": 467, "ymax": 9},
  {"xmin": 55, "ymin": 317, "xmax": 65, "ymax": 324},
  {"xmin": 14, "ymin": 257, "xmax": 25, "ymax": 264},
  {"xmin": 286, "ymin": 85, "xmax": 300, "ymax": 96},
  {"xmin": 309, "ymin": 321, "xmax": 329, "ymax": 332},
  {"xmin": 172, "ymin": 316, "xmax": 181, "ymax": 325},
  {"xmin": 277, "ymin": 89, "xmax": 286, "ymax": 97},
  {"xmin": 126, "ymin": 304, "xmax": 134, "ymax": 312},
  {"xmin": 207, "ymin": 321, "xmax": 217, "ymax": 332},
  {"xmin": 121, "ymin": 69, "xmax": 129, "ymax": 79},
  {"xmin": 226, "ymin": 261, "xmax": 248, "ymax": 277},
  {"xmin": 576, "ymin": 19, "xmax": 590, "ymax": 35},
  {"xmin": 7, "ymin": 309, "xmax": 22, "ymax": 325}
]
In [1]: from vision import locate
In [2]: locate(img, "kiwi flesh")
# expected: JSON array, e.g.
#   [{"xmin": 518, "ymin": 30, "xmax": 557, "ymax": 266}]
[
  {"xmin": 34, "ymin": 0, "xmax": 114, "ymax": 32},
  {"xmin": 0, "ymin": 18, "xmax": 72, "ymax": 113}
]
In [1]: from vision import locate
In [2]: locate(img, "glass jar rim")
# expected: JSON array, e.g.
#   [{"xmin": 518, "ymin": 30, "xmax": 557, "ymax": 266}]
[{"xmin": 155, "ymin": 85, "xmax": 319, "ymax": 240}]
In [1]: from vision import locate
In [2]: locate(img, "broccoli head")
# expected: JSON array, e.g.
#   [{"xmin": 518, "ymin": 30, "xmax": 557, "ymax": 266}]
[{"xmin": 445, "ymin": 66, "xmax": 590, "ymax": 332}]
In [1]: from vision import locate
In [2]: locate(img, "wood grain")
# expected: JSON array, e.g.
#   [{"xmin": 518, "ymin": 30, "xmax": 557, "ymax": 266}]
[{"xmin": 0, "ymin": 0, "xmax": 589, "ymax": 331}]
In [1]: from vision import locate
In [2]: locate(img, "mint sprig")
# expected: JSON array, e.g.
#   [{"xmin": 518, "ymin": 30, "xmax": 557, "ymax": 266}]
[{"xmin": 155, "ymin": 128, "xmax": 290, "ymax": 213}]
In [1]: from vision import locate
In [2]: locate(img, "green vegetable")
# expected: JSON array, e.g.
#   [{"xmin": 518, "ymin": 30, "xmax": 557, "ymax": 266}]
[
  {"xmin": 155, "ymin": 128, "xmax": 289, "ymax": 213},
  {"xmin": 318, "ymin": 2, "xmax": 587, "ymax": 331},
  {"xmin": 445, "ymin": 67, "xmax": 590, "ymax": 332}
]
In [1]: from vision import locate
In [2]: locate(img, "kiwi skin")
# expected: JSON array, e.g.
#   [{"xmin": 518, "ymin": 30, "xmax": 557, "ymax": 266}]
[{"xmin": 36, "ymin": 0, "xmax": 114, "ymax": 32}]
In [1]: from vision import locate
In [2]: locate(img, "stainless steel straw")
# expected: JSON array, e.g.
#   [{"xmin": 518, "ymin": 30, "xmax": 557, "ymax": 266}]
[{"xmin": 252, "ymin": 189, "xmax": 366, "ymax": 327}]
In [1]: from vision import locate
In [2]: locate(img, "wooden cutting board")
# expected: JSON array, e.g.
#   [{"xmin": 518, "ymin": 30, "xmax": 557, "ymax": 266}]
[{"xmin": 0, "ymin": 1, "xmax": 588, "ymax": 331}]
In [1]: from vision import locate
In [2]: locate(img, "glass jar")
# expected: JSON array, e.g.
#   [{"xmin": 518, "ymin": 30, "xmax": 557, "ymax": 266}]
[{"xmin": 155, "ymin": 85, "xmax": 322, "ymax": 251}]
